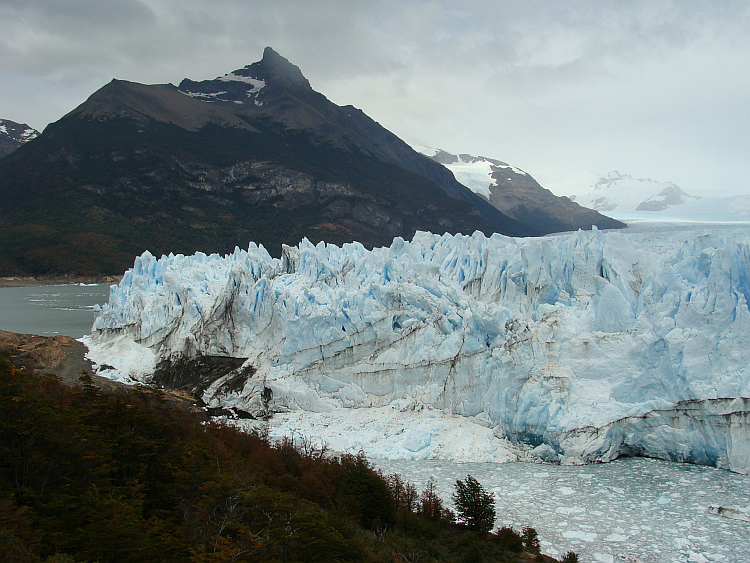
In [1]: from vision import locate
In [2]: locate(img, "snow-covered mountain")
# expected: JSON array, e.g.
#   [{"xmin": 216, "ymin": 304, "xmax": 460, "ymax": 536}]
[
  {"xmin": 416, "ymin": 146, "xmax": 624, "ymax": 233},
  {"xmin": 573, "ymin": 171, "xmax": 701, "ymax": 213},
  {"xmin": 0, "ymin": 119, "xmax": 38, "ymax": 159},
  {"xmin": 86, "ymin": 226, "xmax": 750, "ymax": 474}
]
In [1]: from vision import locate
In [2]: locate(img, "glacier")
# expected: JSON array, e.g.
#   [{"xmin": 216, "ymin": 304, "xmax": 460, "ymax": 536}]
[{"xmin": 86, "ymin": 226, "xmax": 750, "ymax": 473}]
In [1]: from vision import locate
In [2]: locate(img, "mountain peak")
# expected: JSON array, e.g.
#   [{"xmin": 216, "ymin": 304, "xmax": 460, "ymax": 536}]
[
  {"xmin": 178, "ymin": 47, "xmax": 311, "ymax": 104},
  {"xmin": 245, "ymin": 47, "xmax": 310, "ymax": 88}
]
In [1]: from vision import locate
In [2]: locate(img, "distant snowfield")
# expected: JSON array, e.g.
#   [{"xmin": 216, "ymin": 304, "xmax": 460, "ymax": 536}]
[{"xmin": 608, "ymin": 195, "xmax": 750, "ymax": 226}]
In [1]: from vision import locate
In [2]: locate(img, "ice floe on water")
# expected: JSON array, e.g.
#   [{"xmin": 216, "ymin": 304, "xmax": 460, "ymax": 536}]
[{"xmin": 372, "ymin": 457, "xmax": 750, "ymax": 563}]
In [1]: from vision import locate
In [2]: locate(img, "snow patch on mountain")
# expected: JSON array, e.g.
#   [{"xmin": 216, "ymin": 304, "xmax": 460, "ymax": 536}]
[
  {"xmin": 0, "ymin": 119, "xmax": 39, "ymax": 158},
  {"xmin": 86, "ymin": 227, "xmax": 750, "ymax": 473},
  {"xmin": 0, "ymin": 119, "xmax": 39, "ymax": 146},
  {"xmin": 178, "ymin": 66, "xmax": 266, "ymax": 104},
  {"xmin": 218, "ymin": 74, "xmax": 266, "ymax": 91},
  {"xmin": 414, "ymin": 146, "xmax": 527, "ymax": 200},
  {"xmin": 181, "ymin": 91, "xmax": 228, "ymax": 101},
  {"xmin": 444, "ymin": 158, "xmax": 497, "ymax": 199}
]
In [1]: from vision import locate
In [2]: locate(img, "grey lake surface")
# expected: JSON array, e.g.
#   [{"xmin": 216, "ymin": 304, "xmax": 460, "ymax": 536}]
[
  {"xmin": 0, "ymin": 283, "xmax": 111, "ymax": 338},
  {"xmin": 3, "ymin": 281, "xmax": 750, "ymax": 562}
]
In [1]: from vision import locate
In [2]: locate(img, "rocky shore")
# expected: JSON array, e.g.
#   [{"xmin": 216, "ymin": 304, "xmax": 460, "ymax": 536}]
[{"xmin": 0, "ymin": 329, "xmax": 201, "ymax": 413}]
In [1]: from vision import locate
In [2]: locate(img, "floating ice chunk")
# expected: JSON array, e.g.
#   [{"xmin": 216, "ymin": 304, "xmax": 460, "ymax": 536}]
[
  {"xmin": 562, "ymin": 530, "xmax": 597, "ymax": 542},
  {"xmin": 556, "ymin": 506, "xmax": 586, "ymax": 515},
  {"xmin": 673, "ymin": 537, "xmax": 693, "ymax": 550}
]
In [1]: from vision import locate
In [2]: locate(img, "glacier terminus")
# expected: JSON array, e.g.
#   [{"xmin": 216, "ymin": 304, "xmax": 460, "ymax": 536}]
[{"xmin": 86, "ymin": 226, "xmax": 750, "ymax": 474}]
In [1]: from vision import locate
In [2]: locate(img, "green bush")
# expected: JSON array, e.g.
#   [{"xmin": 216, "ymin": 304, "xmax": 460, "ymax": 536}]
[{"xmin": 494, "ymin": 526, "xmax": 523, "ymax": 553}]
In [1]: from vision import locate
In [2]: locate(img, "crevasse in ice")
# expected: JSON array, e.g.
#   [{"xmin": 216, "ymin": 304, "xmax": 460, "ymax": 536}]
[{"xmin": 88, "ymin": 229, "xmax": 750, "ymax": 473}]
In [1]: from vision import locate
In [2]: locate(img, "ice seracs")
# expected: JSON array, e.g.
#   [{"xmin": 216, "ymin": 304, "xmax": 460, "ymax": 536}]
[{"xmin": 87, "ymin": 228, "xmax": 750, "ymax": 473}]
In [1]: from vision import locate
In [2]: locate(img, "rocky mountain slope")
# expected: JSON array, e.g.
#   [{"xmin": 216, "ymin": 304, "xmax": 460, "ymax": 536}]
[
  {"xmin": 418, "ymin": 147, "xmax": 624, "ymax": 232},
  {"xmin": 0, "ymin": 48, "xmax": 536, "ymax": 277},
  {"xmin": 0, "ymin": 119, "xmax": 38, "ymax": 159}
]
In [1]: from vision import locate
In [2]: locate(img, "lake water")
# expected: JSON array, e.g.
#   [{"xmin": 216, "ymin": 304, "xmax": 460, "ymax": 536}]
[
  {"xmin": 4, "ymin": 284, "xmax": 750, "ymax": 562},
  {"xmin": 0, "ymin": 284, "xmax": 111, "ymax": 338}
]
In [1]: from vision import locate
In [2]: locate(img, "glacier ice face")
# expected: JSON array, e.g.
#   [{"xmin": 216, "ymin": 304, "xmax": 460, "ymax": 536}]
[{"xmin": 87, "ymin": 227, "xmax": 750, "ymax": 473}]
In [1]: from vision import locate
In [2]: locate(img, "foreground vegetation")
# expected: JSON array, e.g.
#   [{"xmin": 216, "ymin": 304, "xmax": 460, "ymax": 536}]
[{"xmin": 0, "ymin": 353, "xmax": 573, "ymax": 562}]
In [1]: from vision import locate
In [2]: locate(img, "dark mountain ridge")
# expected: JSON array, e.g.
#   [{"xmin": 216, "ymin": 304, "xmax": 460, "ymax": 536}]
[{"xmin": 1, "ymin": 48, "xmax": 594, "ymax": 276}]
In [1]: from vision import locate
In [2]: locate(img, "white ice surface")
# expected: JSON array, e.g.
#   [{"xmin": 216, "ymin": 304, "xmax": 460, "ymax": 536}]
[
  {"xmin": 87, "ymin": 224, "xmax": 750, "ymax": 473},
  {"xmin": 229, "ymin": 399, "xmax": 519, "ymax": 463},
  {"xmin": 82, "ymin": 333, "xmax": 156, "ymax": 384}
]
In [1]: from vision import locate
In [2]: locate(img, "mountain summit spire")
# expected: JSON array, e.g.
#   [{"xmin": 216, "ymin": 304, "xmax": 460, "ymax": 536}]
[{"xmin": 255, "ymin": 47, "xmax": 310, "ymax": 88}]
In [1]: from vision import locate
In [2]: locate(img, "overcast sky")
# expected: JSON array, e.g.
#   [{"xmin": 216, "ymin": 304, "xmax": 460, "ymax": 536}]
[{"xmin": 1, "ymin": 0, "xmax": 748, "ymax": 197}]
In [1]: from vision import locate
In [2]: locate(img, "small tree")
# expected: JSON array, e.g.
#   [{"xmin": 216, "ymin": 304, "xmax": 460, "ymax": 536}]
[
  {"xmin": 451, "ymin": 475, "xmax": 495, "ymax": 532},
  {"xmin": 418, "ymin": 477, "xmax": 446, "ymax": 521},
  {"xmin": 522, "ymin": 526, "xmax": 540, "ymax": 553}
]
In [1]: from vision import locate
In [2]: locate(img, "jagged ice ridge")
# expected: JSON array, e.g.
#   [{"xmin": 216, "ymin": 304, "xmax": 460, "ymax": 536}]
[{"xmin": 87, "ymin": 228, "xmax": 750, "ymax": 473}]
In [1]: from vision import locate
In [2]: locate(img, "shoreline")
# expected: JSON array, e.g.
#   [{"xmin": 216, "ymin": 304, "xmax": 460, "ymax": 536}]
[{"xmin": 0, "ymin": 275, "xmax": 122, "ymax": 288}]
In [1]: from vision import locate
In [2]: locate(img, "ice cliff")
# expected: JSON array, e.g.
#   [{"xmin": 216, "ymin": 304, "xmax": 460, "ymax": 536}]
[{"xmin": 87, "ymin": 228, "xmax": 750, "ymax": 473}]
